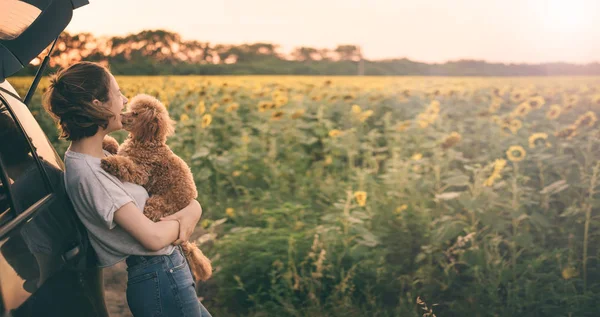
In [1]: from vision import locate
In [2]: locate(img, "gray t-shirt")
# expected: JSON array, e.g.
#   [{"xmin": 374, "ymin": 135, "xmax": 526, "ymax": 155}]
[{"xmin": 64, "ymin": 149, "xmax": 175, "ymax": 267}]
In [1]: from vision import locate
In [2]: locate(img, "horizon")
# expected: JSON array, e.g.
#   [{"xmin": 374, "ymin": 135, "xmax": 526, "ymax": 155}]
[{"xmin": 65, "ymin": 0, "xmax": 600, "ymax": 65}]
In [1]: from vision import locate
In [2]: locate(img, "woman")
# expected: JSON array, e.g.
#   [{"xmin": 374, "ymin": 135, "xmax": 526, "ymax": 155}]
[{"xmin": 43, "ymin": 61, "xmax": 212, "ymax": 317}]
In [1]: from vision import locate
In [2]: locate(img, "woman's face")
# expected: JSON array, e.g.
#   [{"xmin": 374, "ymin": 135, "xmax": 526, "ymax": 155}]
[{"xmin": 103, "ymin": 73, "xmax": 128, "ymax": 133}]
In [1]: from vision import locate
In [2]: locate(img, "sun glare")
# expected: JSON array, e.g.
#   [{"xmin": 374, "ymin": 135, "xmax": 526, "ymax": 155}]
[{"xmin": 543, "ymin": 0, "xmax": 590, "ymax": 33}]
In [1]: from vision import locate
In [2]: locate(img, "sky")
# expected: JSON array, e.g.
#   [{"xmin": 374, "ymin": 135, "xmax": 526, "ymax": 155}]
[{"xmin": 65, "ymin": 0, "xmax": 600, "ymax": 64}]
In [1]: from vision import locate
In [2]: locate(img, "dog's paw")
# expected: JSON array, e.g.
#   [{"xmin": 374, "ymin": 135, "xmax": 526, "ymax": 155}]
[
  {"xmin": 102, "ymin": 136, "xmax": 120, "ymax": 155},
  {"xmin": 100, "ymin": 156, "xmax": 123, "ymax": 179}
]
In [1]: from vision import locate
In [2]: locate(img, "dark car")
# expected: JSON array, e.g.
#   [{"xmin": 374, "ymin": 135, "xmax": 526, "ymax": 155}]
[{"xmin": 0, "ymin": 1, "xmax": 109, "ymax": 316}]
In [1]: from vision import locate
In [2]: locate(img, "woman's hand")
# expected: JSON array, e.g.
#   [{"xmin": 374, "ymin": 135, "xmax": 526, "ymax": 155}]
[{"xmin": 160, "ymin": 200, "xmax": 202, "ymax": 245}]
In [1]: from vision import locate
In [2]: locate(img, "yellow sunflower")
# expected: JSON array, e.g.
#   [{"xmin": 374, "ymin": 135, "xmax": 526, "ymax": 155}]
[
  {"xmin": 226, "ymin": 208, "xmax": 235, "ymax": 218},
  {"xmin": 226, "ymin": 102, "xmax": 240, "ymax": 113},
  {"xmin": 396, "ymin": 120, "xmax": 411, "ymax": 132},
  {"xmin": 506, "ymin": 145, "xmax": 526, "ymax": 162},
  {"xmin": 210, "ymin": 102, "xmax": 220, "ymax": 112},
  {"xmin": 291, "ymin": 109, "xmax": 305, "ymax": 119},
  {"xmin": 195, "ymin": 101, "xmax": 206, "ymax": 115},
  {"xmin": 509, "ymin": 119, "xmax": 522, "ymax": 134},
  {"xmin": 258, "ymin": 101, "xmax": 270, "ymax": 112},
  {"xmin": 328, "ymin": 129, "xmax": 343, "ymax": 138},
  {"xmin": 528, "ymin": 132, "xmax": 550, "ymax": 149},
  {"xmin": 484, "ymin": 158, "xmax": 507, "ymax": 187},
  {"xmin": 510, "ymin": 90, "xmax": 527, "ymax": 103},
  {"xmin": 526, "ymin": 96, "xmax": 545, "ymax": 109},
  {"xmin": 351, "ymin": 104, "xmax": 362, "ymax": 114},
  {"xmin": 411, "ymin": 153, "xmax": 423, "ymax": 160},
  {"xmin": 359, "ymin": 110, "xmax": 374, "ymax": 122},
  {"xmin": 441, "ymin": 132, "xmax": 461, "ymax": 149},
  {"xmin": 353, "ymin": 191, "xmax": 367, "ymax": 207},
  {"xmin": 546, "ymin": 104, "xmax": 561, "ymax": 120},
  {"xmin": 574, "ymin": 111, "xmax": 598, "ymax": 128},
  {"xmin": 510, "ymin": 102, "xmax": 532, "ymax": 118},
  {"xmin": 555, "ymin": 125, "xmax": 578, "ymax": 139},
  {"xmin": 271, "ymin": 111, "xmax": 285, "ymax": 120},
  {"xmin": 201, "ymin": 114, "xmax": 212, "ymax": 128},
  {"xmin": 179, "ymin": 113, "xmax": 190, "ymax": 122},
  {"xmin": 221, "ymin": 95, "xmax": 233, "ymax": 104}
]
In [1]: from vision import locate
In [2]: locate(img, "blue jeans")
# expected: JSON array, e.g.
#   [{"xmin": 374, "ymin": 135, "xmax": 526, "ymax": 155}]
[{"xmin": 125, "ymin": 246, "xmax": 212, "ymax": 317}]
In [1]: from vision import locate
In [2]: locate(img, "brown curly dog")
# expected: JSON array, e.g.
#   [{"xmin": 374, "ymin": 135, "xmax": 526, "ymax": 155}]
[{"xmin": 100, "ymin": 94, "xmax": 212, "ymax": 282}]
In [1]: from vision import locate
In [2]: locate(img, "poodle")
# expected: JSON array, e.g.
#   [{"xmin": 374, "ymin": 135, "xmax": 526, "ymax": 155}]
[{"xmin": 100, "ymin": 94, "xmax": 212, "ymax": 282}]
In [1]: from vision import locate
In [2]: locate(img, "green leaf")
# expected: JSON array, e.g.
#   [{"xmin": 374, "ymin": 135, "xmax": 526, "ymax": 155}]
[
  {"xmin": 529, "ymin": 212, "xmax": 551, "ymax": 228},
  {"xmin": 192, "ymin": 147, "xmax": 210, "ymax": 160},
  {"xmin": 435, "ymin": 192, "xmax": 462, "ymax": 201},
  {"xmin": 539, "ymin": 180, "xmax": 569, "ymax": 195},
  {"xmin": 443, "ymin": 175, "xmax": 470, "ymax": 187}
]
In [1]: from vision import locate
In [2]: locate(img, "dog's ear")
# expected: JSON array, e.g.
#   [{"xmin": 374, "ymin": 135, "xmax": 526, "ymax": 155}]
[
  {"xmin": 136, "ymin": 108, "xmax": 160, "ymax": 142},
  {"xmin": 161, "ymin": 113, "xmax": 176, "ymax": 138}
]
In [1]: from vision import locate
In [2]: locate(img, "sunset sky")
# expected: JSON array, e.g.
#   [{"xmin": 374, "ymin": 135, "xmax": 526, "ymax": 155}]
[{"xmin": 65, "ymin": 0, "xmax": 600, "ymax": 64}]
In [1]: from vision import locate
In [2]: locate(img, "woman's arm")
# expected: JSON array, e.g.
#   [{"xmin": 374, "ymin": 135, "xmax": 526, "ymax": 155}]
[
  {"xmin": 113, "ymin": 200, "xmax": 201, "ymax": 251},
  {"xmin": 160, "ymin": 200, "xmax": 202, "ymax": 245}
]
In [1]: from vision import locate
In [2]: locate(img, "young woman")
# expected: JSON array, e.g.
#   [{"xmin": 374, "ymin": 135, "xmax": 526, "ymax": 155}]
[{"xmin": 43, "ymin": 61, "xmax": 212, "ymax": 317}]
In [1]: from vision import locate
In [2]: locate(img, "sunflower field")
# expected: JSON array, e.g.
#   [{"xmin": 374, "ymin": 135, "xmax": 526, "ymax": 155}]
[{"xmin": 10, "ymin": 75, "xmax": 600, "ymax": 316}]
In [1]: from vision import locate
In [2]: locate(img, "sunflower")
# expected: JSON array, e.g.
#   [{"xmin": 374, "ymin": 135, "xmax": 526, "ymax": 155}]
[
  {"xmin": 564, "ymin": 94, "xmax": 579, "ymax": 107},
  {"xmin": 510, "ymin": 90, "xmax": 527, "ymax": 103},
  {"xmin": 258, "ymin": 101, "xmax": 270, "ymax": 112},
  {"xmin": 592, "ymin": 94, "xmax": 600, "ymax": 106},
  {"xmin": 509, "ymin": 119, "xmax": 522, "ymax": 134},
  {"xmin": 526, "ymin": 96, "xmax": 545, "ymax": 109},
  {"xmin": 201, "ymin": 114, "xmax": 213, "ymax": 128},
  {"xmin": 271, "ymin": 111, "xmax": 285, "ymax": 120},
  {"xmin": 528, "ymin": 132, "xmax": 550, "ymax": 148},
  {"xmin": 226, "ymin": 102, "xmax": 239, "ymax": 113},
  {"xmin": 441, "ymin": 132, "xmax": 461, "ymax": 149},
  {"xmin": 574, "ymin": 111, "xmax": 598, "ymax": 128},
  {"xmin": 396, "ymin": 120, "xmax": 411, "ymax": 131},
  {"xmin": 353, "ymin": 191, "xmax": 367, "ymax": 207},
  {"xmin": 324, "ymin": 155, "xmax": 333, "ymax": 166},
  {"xmin": 489, "ymin": 101, "xmax": 502, "ymax": 113},
  {"xmin": 179, "ymin": 113, "xmax": 190, "ymax": 122},
  {"xmin": 275, "ymin": 95, "xmax": 288, "ymax": 108},
  {"xmin": 394, "ymin": 204, "xmax": 408, "ymax": 214},
  {"xmin": 555, "ymin": 125, "xmax": 578, "ymax": 139},
  {"xmin": 546, "ymin": 104, "xmax": 561, "ymax": 120},
  {"xmin": 328, "ymin": 129, "xmax": 343, "ymax": 138},
  {"xmin": 226, "ymin": 208, "xmax": 235, "ymax": 218},
  {"xmin": 351, "ymin": 104, "xmax": 362, "ymax": 114},
  {"xmin": 411, "ymin": 153, "xmax": 423, "ymax": 160},
  {"xmin": 510, "ymin": 102, "xmax": 532, "ymax": 118},
  {"xmin": 484, "ymin": 158, "xmax": 507, "ymax": 187},
  {"xmin": 359, "ymin": 110, "xmax": 374, "ymax": 122},
  {"xmin": 221, "ymin": 95, "xmax": 233, "ymax": 104},
  {"xmin": 210, "ymin": 102, "xmax": 220, "ymax": 112},
  {"xmin": 195, "ymin": 101, "xmax": 206, "ymax": 115},
  {"xmin": 506, "ymin": 145, "xmax": 526, "ymax": 162},
  {"xmin": 291, "ymin": 109, "xmax": 305, "ymax": 119}
]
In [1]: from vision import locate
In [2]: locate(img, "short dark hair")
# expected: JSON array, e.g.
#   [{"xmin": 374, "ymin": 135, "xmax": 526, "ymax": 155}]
[{"xmin": 43, "ymin": 61, "xmax": 114, "ymax": 141}]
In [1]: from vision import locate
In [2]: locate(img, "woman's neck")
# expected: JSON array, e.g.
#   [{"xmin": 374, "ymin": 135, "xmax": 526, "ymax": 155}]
[{"xmin": 68, "ymin": 132, "xmax": 107, "ymax": 158}]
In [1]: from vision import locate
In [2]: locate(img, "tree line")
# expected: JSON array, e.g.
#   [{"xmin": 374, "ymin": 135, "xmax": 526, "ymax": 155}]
[{"xmin": 15, "ymin": 29, "xmax": 600, "ymax": 76}]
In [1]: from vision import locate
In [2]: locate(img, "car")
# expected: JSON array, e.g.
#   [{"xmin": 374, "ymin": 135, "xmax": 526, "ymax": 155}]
[{"xmin": 0, "ymin": 0, "xmax": 110, "ymax": 316}]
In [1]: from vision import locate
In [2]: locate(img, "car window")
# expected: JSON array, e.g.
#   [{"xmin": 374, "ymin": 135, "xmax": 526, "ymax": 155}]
[
  {"xmin": 0, "ymin": 178, "xmax": 10, "ymax": 218},
  {"xmin": 0, "ymin": 100, "xmax": 50, "ymax": 214},
  {"xmin": 0, "ymin": 1, "xmax": 42, "ymax": 40},
  {"xmin": 0, "ymin": 85, "xmax": 64, "ymax": 172}
]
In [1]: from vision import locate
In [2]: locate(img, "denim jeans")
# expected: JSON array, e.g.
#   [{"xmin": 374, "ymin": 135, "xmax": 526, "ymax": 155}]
[{"xmin": 125, "ymin": 246, "xmax": 212, "ymax": 317}]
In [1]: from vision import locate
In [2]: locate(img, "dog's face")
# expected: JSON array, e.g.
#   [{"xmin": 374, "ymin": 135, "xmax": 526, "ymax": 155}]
[{"xmin": 121, "ymin": 94, "xmax": 175, "ymax": 142}]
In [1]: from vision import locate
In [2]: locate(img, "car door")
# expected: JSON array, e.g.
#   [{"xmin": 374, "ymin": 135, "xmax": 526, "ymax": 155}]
[{"xmin": 0, "ymin": 81, "xmax": 108, "ymax": 317}]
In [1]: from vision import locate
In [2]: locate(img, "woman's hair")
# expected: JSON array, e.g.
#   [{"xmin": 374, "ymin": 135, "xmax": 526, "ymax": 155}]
[{"xmin": 43, "ymin": 61, "xmax": 115, "ymax": 141}]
